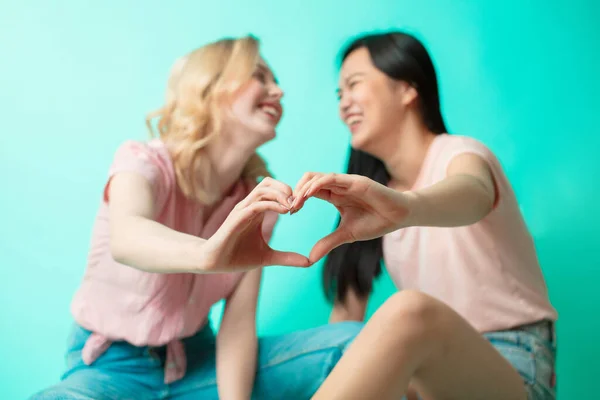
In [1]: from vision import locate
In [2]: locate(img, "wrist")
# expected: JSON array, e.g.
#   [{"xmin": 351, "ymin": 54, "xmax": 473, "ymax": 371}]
[
  {"xmin": 190, "ymin": 239, "xmax": 216, "ymax": 273},
  {"xmin": 399, "ymin": 190, "xmax": 422, "ymax": 228}
]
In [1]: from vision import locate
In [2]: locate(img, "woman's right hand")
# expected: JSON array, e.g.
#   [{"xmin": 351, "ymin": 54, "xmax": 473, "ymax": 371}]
[
  {"xmin": 290, "ymin": 172, "xmax": 412, "ymax": 263},
  {"xmin": 201, "ymin": 177, "xmax": 310, "ymax": 272}
]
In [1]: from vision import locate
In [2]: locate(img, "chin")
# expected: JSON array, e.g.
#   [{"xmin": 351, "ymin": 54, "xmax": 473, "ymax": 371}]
[
  {"xmin": 350, "ymin": 130, "xmax": 370, "ymax": 151},
  {"xmin": 351, "ymin": 131, "xmax": 382, "ymax": 159},
  {"xmin": 255, "ymin": 128, "xmax": 276, "ymax": 145}
]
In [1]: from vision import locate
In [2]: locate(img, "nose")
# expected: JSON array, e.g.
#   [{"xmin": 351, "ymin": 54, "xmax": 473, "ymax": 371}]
[
  {"xmin": 269, "ymin": 82, "xmax": 284, "ymax": 100},
  {"xmin": 339, "ymin": 92, "xmax": 351, "ymax": 118}
]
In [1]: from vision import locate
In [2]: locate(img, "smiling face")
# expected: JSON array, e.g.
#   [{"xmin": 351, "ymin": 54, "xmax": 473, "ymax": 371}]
[
  {"xmin": 337, "ymin": 47, "xmax": 415, "ymax": 156},
  {"xmin": 229, "ymin": 58, "xmax": 283, "ymax": 145}
]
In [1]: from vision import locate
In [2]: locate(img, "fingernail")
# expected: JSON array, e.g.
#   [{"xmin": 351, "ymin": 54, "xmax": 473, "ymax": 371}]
[
  {"xmin": 304, "ymin": 185, "xmax": 313, "ymax": 198},
  {"xmin": 288, "ymin": 196, "xmax": 295, "ymax": 206}
]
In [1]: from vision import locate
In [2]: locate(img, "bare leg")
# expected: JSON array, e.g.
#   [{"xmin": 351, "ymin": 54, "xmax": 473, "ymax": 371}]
[{"xmin": 312, "ymin": 290, "xmax": 527, "ymax": 400}]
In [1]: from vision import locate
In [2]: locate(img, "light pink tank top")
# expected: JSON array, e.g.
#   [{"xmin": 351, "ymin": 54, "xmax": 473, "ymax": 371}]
[
  {"xmin": 383, "ymin": 134, "xmax": 557, "ymax": 332},
  {"xmin": 70, "ymin": 139, "xmax": 277, "ymax": 383}
]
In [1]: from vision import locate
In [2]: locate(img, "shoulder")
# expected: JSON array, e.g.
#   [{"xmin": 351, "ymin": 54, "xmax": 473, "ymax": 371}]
[
  {"xmin": 437, "ymin": 134, "xmax": 496, "ymax": 158},
  {"xmin": 107, "ymin": 138, "xmax": 175, "ymax": 197},
  {"xmin": 112, "ymin": 139, "xmax": 172, "ymax": 166},
  {"xmin": 427, "ymin": 134, "xmax": 500, "ymax": 173}
]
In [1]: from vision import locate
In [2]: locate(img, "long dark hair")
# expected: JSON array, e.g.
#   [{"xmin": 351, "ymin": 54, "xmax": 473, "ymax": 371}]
[{"xmin": 322, "ymin": 31, "xmax": 449, "ymax": 303}]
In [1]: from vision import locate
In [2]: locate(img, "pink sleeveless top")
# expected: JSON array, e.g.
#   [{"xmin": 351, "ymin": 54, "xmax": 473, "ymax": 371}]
[
  {"xmin": 383, "ymin": 134, "xmax": 557, "ymax": 333},
  {"xmin": 70, "ymin": 139, "xmax": 277, "ymax": 383}
]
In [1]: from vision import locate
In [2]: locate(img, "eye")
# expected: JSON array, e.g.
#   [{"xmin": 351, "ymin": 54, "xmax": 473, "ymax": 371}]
[{"xmin": 253, "ymin": 70, "xmax": 267, "ymax": 84}]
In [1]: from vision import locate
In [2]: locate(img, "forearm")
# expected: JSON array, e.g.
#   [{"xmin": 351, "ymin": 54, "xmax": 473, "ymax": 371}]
[
  {"xmin": 404, "ymin": 174, "xmax": 495, "ymax": 228},
  {"xmin": 217, "ymin": 316, "xmax": 257, "ymax": 400},
  {"xmin": 110, "ymin": 215, "xmax": 208, "ymax": 273}
]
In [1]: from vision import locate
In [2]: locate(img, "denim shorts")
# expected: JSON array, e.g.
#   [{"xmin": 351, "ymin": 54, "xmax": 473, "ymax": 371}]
[
  {"xmin": 484, "ymin": 320, "xmax": 557, "ymax": 400},
  {"xmin": 29, "ymin": 319, "xmax": 555, "ymax": 399},
  {"xmin": 29, "ymin": 321, "xmax": 363, "ymax": 400}
]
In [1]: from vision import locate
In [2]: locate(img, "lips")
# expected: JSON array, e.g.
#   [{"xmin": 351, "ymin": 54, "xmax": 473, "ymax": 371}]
[
  {"xmin": 258, "ymin": 102, "xmax": 282, "ymax": 123},
  {"xmin": 344, "ymin": 113, "xmax": 363, "ymax": 133}
]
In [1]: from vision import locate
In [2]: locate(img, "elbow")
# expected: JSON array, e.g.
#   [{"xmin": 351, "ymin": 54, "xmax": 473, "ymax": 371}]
[
  {"xmin": 478, "ymin": 182, "xmax": 496, "ymax": 216},
  {"xmin": 468, "ymin": 175, "xmax": 496, "ymax": 224},
  {"xmin": 469, "ymin": 189, "xmax": 495, "ymax": 224}
]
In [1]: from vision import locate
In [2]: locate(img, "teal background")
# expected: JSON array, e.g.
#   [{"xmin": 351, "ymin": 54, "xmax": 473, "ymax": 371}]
[{"xmin": 1, "ymin": 0, "xmax": 598, "ymax": 398}]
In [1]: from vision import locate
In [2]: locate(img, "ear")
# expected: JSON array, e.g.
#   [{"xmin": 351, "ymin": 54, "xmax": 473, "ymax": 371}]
[{"xmin": 401, "ymin": 82, "xmax": 418, "ymax": 106}]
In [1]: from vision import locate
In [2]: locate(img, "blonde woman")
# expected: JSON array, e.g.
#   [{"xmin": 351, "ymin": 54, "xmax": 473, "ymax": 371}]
[{"xmin": 31, "ymin": 36, "xmax": 362, "ymax": 400}]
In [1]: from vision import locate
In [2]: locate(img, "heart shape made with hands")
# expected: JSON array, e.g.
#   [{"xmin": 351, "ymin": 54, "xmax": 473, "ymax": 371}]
[
  {"xmin": 213, "ymin": 173, "xmax": 409, "ymax": 273},
  {"xmin": 283, "ymin": 172, "xmax": 360, "ymax": 264},
  {"xmin": 283, "ymin": 172, "xmax": 411, "ymax": 264}
]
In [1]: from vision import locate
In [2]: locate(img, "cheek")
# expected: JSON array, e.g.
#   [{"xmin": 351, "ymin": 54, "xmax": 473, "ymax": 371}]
[
  {"xmin": 245, "ymin": 81, "xmax": 266, "ymax": 107},
  {"xmin": 353, "ymin": 87, "xmax": 370, "ymax": 109},
  {"xmin": 354, "ymin": 88, "xmax": 379, "ymax": 124},
  {"xmin": 233, "ymin": 82, "xmax": 264, "ymax": 114}
]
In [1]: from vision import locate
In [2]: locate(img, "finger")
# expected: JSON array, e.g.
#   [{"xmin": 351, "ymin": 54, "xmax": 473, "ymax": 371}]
[
  {"xmin": 291, "ymin": 173, "xmax": 320, "ymax": 207},
  {"xmin": 253, "ymin": 187, "xmax": 293, "ymax": 209},
  {"xmin": 301, "ymin": 174, "xmax": 326, "ymax": 199},
  {"xmin": 239, "ymin": 187, "xmax": 292, "ymax": 210},
  {"xmin": 293, "ymin": 172, "xmax": 319, "ymax": 195},
  {"xmin": 311, "ymin": 189, "xmax": 332, "ymax": 202},
  {"xmin": 291, "ymin": 174, "xmax": 321, "ymax": 211},
  {"xmin": 304, "ymin": 173, "xmax": 354, "ymax": 199},
  {"xmin": 290, "ymin": 174, "xmax": 333, "ymax": 213},
  {"xmin": 259, "ymin": 178, "xmax": 294, "ymax": 208},
  {"xmin": 257, "ymin": 177, "xmax": 293, "ymax": 199},
  {"xmin": 236, "ymin": 201, "xmax": 290, "ymax": 226},
  {"xmin": 290, "ymin": 189, "xmax": 333, "ymax": 215},
  {"xmin": 309, "ymin": 228, "xmax": 354, "ymax": 263},
  {"xmin": 264, "ymin": 250, "xmax": 311, "ymax": 268}
]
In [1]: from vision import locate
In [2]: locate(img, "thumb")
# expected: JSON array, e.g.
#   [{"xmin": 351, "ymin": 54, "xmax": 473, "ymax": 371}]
[
  {"xmin": 309, "ymin": 228, "xmax": 353, "ymax": 264},
  {"xmin": 264, "ymin": 249, "xmax": 311, "ymax": 268}
]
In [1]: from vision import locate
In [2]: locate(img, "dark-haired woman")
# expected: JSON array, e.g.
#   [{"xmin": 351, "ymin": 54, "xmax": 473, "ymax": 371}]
[{"xmin": 292, "ymin": 31, "xmax": 557, "ymax": 400}]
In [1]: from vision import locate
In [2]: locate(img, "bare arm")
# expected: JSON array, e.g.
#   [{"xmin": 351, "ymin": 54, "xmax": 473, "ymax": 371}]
[
  {"xmin": 216, "ymin": 268, "xmax": 262, "ymax": 400},
  {"xmin": 107, "ymin": 172, "xmax": 210, "ymax": 273},
  {"xmin": 404, "ymin": 153, "xmax": 497, "ymax": 228},
  {"xmin": 330, "ymin": 287, "xmax": 369, "ymax": 323}
]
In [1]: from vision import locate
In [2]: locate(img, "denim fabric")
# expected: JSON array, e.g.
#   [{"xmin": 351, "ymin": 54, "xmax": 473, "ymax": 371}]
[
  {"xmin": 30, "ymin": 321, "xmax": 363, "ymax": 400},
  {"xmin": 29, "ymin": 320, "xmax": 556, "ymax": 399},
  {"xmin": 484, "ymin": 321, "xmax": 557, "ymax": 400}
]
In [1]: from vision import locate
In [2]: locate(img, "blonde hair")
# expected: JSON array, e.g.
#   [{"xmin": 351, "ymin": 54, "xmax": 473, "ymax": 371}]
[{"xmin": 146, "ymin": 35, "xmax": 271, "ymax": 205}]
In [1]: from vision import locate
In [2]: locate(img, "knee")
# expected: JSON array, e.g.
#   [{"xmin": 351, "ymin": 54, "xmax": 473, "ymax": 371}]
[{"xmin": 376, "ymin": 290, "xmax": 449, "ymax": 339}]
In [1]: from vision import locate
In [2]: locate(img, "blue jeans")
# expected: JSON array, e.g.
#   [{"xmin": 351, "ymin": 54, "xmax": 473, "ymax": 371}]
[
  {"xmin": 30, "ymin": 321, "xmax": 363, "ymax": 400},
  {"xmin": 30, "ymin": 320, "xmax": 555, "ymax": 399},
  {"xmin": 484, "ymin": 320, "xmax": 557, "ymax": 400}
]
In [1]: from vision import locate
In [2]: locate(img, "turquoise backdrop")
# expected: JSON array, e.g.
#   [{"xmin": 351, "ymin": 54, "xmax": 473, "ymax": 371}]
[{"xmin": 1, "ymin": 0, "xmax": 598, "ymax": 398}]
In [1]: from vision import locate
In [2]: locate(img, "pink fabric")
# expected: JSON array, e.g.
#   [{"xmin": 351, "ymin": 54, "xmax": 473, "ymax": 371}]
[
  {"xmin": 383, "ymin": 134, "xmax": 558, "ymax": 333},
  {"xmin": 71, "ymin": 139, "xmax": 277, "ymax": 383}
]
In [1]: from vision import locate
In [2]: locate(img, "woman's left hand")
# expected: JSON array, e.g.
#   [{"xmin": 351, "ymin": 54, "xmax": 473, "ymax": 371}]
[{"xmin": 290, "ymin": 172, "xmax": 413, "ymax": 263}]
